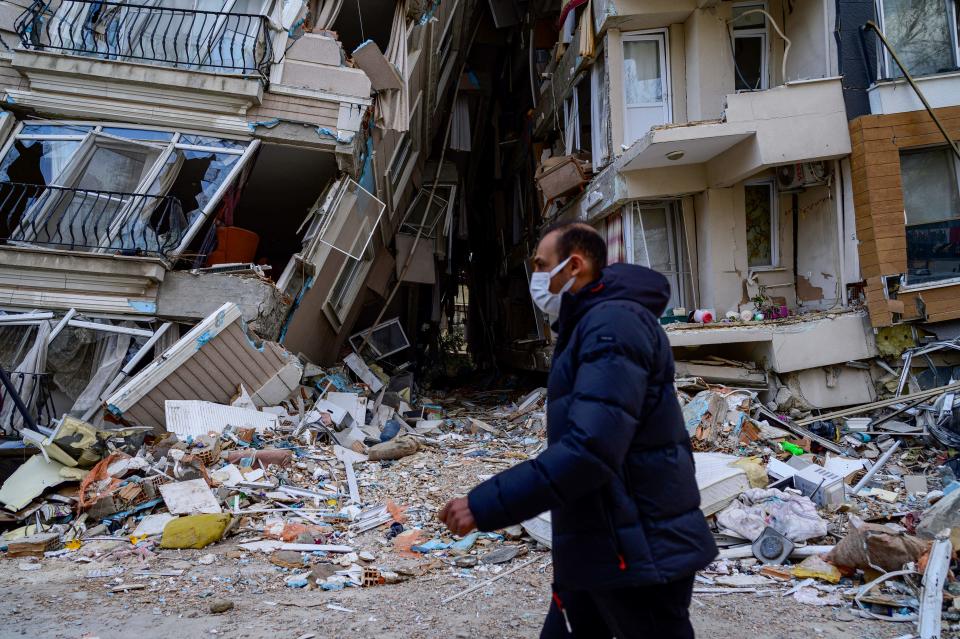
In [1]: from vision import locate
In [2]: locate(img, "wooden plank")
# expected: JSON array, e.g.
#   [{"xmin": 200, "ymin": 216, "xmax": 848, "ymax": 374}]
[{"xmin": 875, "ymin": 236, "xmax": 906, "ymax": 252}]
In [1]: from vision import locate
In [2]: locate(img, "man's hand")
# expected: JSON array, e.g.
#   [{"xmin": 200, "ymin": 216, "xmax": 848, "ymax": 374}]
[{"xmin": 438, "ymin": 497, "xmax": 477, "ymax": 536}]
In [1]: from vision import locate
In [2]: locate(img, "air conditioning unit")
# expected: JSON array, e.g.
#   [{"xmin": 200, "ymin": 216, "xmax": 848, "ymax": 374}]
[{"xmin": 776, "ymin": 162, "xmax": 829, "ymax": 191}]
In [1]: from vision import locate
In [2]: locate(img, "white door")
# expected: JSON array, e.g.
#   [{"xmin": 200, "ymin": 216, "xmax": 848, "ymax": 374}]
[{"xmin": 622, "ymin": 32, "xmax": 670, "ymax": 147}]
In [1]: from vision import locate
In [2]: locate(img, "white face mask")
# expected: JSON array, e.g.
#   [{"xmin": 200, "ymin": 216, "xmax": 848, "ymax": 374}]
[{"xmin": 529, "ymin": 256, "xmax": 574, "ymax": 321}]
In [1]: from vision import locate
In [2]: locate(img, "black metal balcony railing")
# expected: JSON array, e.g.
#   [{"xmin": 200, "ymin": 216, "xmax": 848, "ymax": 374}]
[
  {"xmin": 0, "ymin": 181, "xmax": 188, "ymax": 257},
  {"xmin": 15, "ymin": 0, "xmax": 273, "ymax": 79},
  {"xmin": 0, "ymin": 368, "xmax": 55, "ymax": 438}
]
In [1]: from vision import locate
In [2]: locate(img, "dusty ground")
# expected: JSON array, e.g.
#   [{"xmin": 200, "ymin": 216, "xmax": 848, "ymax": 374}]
[
  {"xmin": 0, "ymin": 405, "xmax": 947, "ymax": 638},
  {"xmin": 0, "ymin": 553, "xmax": 924, "ymax": 639}
]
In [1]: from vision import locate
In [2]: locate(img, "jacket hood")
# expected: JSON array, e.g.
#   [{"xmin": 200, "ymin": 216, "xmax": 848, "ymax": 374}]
[{"xmin": 554, "ymin": 262, "xmax": 671, "ymax": 346}]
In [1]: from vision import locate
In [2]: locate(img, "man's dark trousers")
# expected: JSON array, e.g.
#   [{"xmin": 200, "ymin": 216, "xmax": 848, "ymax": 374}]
[{"xmin": 540, "ymin": 575, "xmax": 696, "ymax": 639}]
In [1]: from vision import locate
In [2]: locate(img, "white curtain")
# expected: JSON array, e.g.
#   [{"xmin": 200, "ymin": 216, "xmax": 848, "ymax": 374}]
[
  {"xmin": 314, "ymin": 0, "xmax": 344, "ymax": 30},
  {"xmin": 377, "ymin": 0, "xmax": 410, "ymax": 132},
  {"xmin": 69, "ymin": 331, "xmax": 133, "ymax": 420},
  {"xmin": 0, "ymin": 321, "xmax": 51, "ymax": 435},
  {"xmin": 449, "ymin": 94, "xmax": 471, "ymax": 151}
]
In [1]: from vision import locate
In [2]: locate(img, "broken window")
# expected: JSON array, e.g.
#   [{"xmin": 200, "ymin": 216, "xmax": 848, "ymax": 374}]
[
  {"xmin": 0, "ymin": 121, "xmax": 256, "ymax": 257},
  {"xmin": 627, "ymin": 202, "xmax": 693, "ymax": 312},
  {"xmin": 315, "ymin": 178, "xmax": 386, "ymax": 261},
  {"xmin": 731, "ymin": 2, "xmax": 768, "ymax": 91},
  {"xmin": 744, "ymin": 180, "xmax": 778, "ymax": 268},
  {"xmin": 401, "ymin": 185, "xmax": 457, "ymax": 238},
  {"xmin": 878, "ymin": 0, "xmax": 959, "ymax": 77},
  {"xmin": 349, "ymin": 318, "xmax": 410, "ymax": 359},
  {"xmin": 901, "ymin": 146, "xmax": 960, "ymax": 285},
  {"xmin": 563, "ymin": 90, "xmax": 580, "ymax": 156},
  {"xmin": 326, "ymin": 220, "xmax": 375, "ymax": 325},
  {"xmin": 622, "ymin": 30, "xmax": 670, "ymax": 147}
]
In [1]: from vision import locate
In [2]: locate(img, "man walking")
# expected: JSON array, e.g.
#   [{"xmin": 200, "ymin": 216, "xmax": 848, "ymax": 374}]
[{"xmin": 439, "ymin": 221, "xmax": 716, "ymax": 638}]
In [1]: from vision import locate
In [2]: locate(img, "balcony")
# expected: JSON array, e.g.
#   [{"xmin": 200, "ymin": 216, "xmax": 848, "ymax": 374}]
[
  {"xmin": 0, "ymin": 181, "xmax": 187, "ymax": 257},
  {"xmin": 14, "ymin": 0, "xmax": 273, "ymax": 79}
]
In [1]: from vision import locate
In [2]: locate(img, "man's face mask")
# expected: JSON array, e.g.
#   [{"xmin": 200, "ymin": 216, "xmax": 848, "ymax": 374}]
[{"xmin": 529, "ymin": 256, "xmax": 574, "ymax": 321}]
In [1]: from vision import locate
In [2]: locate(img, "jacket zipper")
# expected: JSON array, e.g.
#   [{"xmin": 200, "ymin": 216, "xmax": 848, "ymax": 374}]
[{"xmin": 600, "ymin": 494, "xmax": 628, "ymax": 571}]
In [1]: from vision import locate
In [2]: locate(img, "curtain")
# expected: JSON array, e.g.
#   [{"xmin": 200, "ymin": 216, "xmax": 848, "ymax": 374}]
[
  {"xmin": 578, "ymin": 0, "xmax": 594, "ymax": 59},
  {"xmin": 69, "ymin": 330, "xmax": 133, "ymax": 419},
  {"xmin": 0, "ymin": 321, "xmax": 51, "ymax": 435},
  {"xmin": 314, "ymin": 0, "xmax": 344, "ymax": 31},
  {"xmin": 377, "ymin": 0, "xmax": 410, "ymax": 132},
  {"xmin": 605, "ymin": 210, "xmax": 623, "ymax": 265},
  {"xmin": 449, "ymin": 95, "xmax": 471, "ymax": 151}
]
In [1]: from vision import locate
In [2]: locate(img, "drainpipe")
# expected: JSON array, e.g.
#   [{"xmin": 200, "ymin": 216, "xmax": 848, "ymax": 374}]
[{"xmin": 862, "ymin": 21, "xmax": 960, "ymax": 161}]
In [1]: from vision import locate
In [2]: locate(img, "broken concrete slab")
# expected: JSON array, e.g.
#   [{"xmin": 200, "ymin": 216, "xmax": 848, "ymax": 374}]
[
  {"xmin": 156, "ymin": 271, "xmax": 291, "ymax": 340},
  {"xmin": 351, "ymin": 40, "xmax": 402, "ymax": 91}
]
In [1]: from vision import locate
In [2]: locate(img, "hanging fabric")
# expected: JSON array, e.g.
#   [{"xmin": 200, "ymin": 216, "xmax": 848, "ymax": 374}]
[
  {"xmin": 0, "ymin": 321, "xmax": 51, "ymax": 435},
  {"xmin": 578, "ymin": 0, "xmax": 595, "ymax": 59},
  {"xmin": 605, "ymin": 210, "xmax": 624, "ymax": 264},
  {"xmin": 377, "ymin": 0, "xmax": 410, "ymax": 132},
  {"xmin": 449, "ymin": 95, "xmax": 472, "ymax": 151},
  {"xmin": 314, "ymin": 0, "xmax": 344, "ymax": 31}
]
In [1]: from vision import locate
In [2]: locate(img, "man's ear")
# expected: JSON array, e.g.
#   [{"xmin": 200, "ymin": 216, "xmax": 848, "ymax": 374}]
[{"xmin": 568, "ymin": 253, "xmax": 586, "ymax": 276}]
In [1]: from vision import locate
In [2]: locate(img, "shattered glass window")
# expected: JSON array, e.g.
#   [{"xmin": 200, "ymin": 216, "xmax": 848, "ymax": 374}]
[
  {"xmin": 0, "ymin": 139, "xmax": 82, "ymax": 184},
  {"xmin": 902, "ymin": 147, "xmax": 960, "ymax": 284},
  {"xmin": 163, "ymin": 150, "xmax": 240, "ymax": 224},
  {"xmin": 178, "ymin": 135, "xmax": 249, "ymax": 150}
]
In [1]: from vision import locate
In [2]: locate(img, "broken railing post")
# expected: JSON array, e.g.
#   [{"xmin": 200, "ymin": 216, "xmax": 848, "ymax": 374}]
[{"xmin": 0, "ymin": 366, "xmax": 38, "ymax": 432}]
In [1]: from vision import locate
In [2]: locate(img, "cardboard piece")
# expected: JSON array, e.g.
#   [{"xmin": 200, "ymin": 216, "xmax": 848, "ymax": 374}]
[{"xmin": 159, "ymin": 479, "xmax": 222, "ymax": 515}]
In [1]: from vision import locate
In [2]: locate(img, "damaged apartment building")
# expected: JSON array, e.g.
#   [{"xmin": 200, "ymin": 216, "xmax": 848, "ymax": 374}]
[
  {"xmin": 2, "ymin": 0, "xmax": 960, "ymax": 438},
  {"xmin": 472, "ymin": 0, "xmax": 883, "ymax": 412},
  {"xmin": 0, "ymin": 0, "xmax": 480, "ymax": 435}
]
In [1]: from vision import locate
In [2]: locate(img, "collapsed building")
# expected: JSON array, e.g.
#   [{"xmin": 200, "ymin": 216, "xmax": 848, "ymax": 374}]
[{"xmin": 0, "ymin": 0, "xmax": 958, "ymax": 434}]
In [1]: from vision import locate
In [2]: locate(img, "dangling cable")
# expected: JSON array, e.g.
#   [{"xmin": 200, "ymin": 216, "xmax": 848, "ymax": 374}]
[{"xmin": 354, "ymin": 0, "xmax": 365, "ymax": 42}]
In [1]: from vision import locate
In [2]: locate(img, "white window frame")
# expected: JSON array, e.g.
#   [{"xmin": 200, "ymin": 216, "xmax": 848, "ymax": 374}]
[
  {"xmin": 563, "ymin": 89, "xmax": 580, "ymax": 156},
  {"xmin": 621, "ymin": 29, "xmax": 671, "ymax": 148},
  {"xmin": 622, "ymin": 201, "xmax": 693, "ymax": 311},
  {"xmin": 731, "ymin": 1, "xmax": 769, "ymax": 91},
  {"xmin": 324, "ymin": 218, "xmax": 375, "ymax": 327},
  {"xmin": 385, "ymin": 131, "xmax": 418, "ymax": 211},
  {"xmin": 434, "ymin": 0, "xmax": 461, "ymax": 107},
  {"xmin": 744, "ymin": 179, "xmax": 779, "ymax": 270},
  {"xmin": 0, "ymin": 120, "xmax": 257, "ymax": 256},
  {"xmin": 875, "ymin": 0, "xmax": 960, "ymax": 79},
  {"xmin": 591, "ymin": 45, "xmax": 610, "ymax": 168}
]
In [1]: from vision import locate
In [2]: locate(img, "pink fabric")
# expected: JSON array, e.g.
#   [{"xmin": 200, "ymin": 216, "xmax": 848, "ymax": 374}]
[{"xmin": 605, "ymin": 211, "xmax": 624, "ymax": 265}]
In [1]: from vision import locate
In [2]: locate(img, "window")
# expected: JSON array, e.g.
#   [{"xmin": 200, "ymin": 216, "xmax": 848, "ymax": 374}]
[
  {"xmin": 0, "ymin": 122, "xmax": 254, "ymax": 256},
  {"xmin": 744, "ymin": 180, "xmax": 778, "ymax": 268},
  {"xmin": 434, "ymin": 0, "xmax": 460, "ymax": 101},
  {"xmin": 563, "ymin": 91, "xmax": 580, "ymax": 156},
  {"xmin": 591, "ymin": 48, "xmax": 611, "ymax": 167},
  {"xmin": 625, "ymin": 202, "xmax": 693, "ymax": 312},
  {"xmin": 901, "ymin": 146, "xmax": 960, "ymax": 284},
  {"xmin": 731, "ymin": 3, "xmax": 768, "ymax": 91},
  {"xmin": 326, "ymin": 220, "xmax": 374, "ymax": 325},
  {"xmin": 877, "ymin": 0, "xmax": 960, "ymax": 78},
  {"xmin": 400, "ymin": 184, "xmax": 457, "ymax": 238},
  {"xmin": 622, "ymin": 31, "xmax": 670, "ymax": 147}
]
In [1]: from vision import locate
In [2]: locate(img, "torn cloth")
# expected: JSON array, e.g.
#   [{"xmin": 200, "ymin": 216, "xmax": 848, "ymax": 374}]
[{"xmin": 716, "ymin": 488, "xmax": 828, "ymax": 542}]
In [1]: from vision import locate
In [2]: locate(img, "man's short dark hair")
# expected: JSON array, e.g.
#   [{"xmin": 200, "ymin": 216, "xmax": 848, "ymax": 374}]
[{"xmin": 541, "ymin": 220, "xmax": 607, "ymax": 272}]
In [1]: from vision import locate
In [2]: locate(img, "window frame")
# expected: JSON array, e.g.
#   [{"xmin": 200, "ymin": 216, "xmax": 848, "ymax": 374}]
[
  {"xmin": 591, "ymin": 45, "xmax": 610, "ymax": 168},
  {"xmin": 731, "ymin": 1, "xmax": 769, "ymax": 91},
  {"xmin": 623, "ymin": 201, "xmax": 693, "ymax": 312},
  {"xmin": 875, "ymin": 0, "xmax": 960, "ymax": 79},
  {"xmin": 899, "ymin": 144, "xmax": 960, "ymax": 286},
  {"xmin": 324, "ymin": 217, "xmax": 375, "ymax": 327},
  {"xmin": 743, "ymin": 178, "xmax": 780, "ymax": 270},
  {"xmin": 434, "ymin": 0, "xmax": 461, "ymax": 108},
  {"xmin": 620, "ymin": 29, "xmax": 671, "ymax": 148},
  {"xmin": 0, "ymin": 119, "xmax": 257, "ymax": 256}
]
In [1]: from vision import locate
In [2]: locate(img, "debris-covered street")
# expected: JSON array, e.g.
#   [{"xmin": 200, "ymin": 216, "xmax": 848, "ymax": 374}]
[{"xmin": 2, "ymin": 0, "xmax": 960, "ymax": 637}]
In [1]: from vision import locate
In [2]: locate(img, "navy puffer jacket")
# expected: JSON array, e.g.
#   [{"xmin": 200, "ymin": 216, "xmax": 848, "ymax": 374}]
[{"xmin": 468, "ymin": 262, "xmax": 717, "ymax": 589}]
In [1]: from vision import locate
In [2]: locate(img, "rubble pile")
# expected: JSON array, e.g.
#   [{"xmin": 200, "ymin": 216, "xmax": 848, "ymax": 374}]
[
  {"xmin": 0, "ymin": 308, "xmax": 553, "ymax": 607},
  {"xmin": 675, "ymin": 336, "xmax": 960, "ymax": 636}
]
